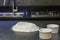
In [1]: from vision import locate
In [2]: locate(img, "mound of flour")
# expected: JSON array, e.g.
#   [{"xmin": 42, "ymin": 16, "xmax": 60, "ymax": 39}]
[{"xmin": 12, "ymin": 22, "xmax": 39, "ymax": 32}]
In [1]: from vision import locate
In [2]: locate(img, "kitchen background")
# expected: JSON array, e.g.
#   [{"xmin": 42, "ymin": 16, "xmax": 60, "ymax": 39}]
[
  {"xmin": 0, "ymin": 0, "xmax": 60, "ymax": 6},
  {"xmin": 0, "ymin": 0, "xmax": 60, "ymax": 40}
]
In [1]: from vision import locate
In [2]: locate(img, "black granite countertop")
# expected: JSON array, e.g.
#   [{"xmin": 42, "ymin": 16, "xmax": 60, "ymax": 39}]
[
  {"xmin": 0, "ymin": 28, "xmax": 59, "ymax": 40},
  {"xmin": 0, "ymin": 21, "xmax": 59, "ymax": 40}
]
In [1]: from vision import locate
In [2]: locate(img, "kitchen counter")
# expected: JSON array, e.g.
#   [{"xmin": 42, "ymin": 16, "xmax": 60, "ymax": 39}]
[
  {"xmin": 0, "ymin": 21, "xmax": 59, "ymax": 40},
  {"xmin": 0, "ymin": 28, "xmax": 59, "ymax": 40}
]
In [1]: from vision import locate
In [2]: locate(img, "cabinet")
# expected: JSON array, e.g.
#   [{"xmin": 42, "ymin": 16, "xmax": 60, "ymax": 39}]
[
  {"xmin": 0, "ymin": 0, "xmax": 4, "ymax": 6},
  {"xmin": 53, "ymin": 0, "xmax": 60, "ymax": 5},
  {"xmin": 0, "ymin": 0, "xmax": 60, "ymax": 6},
  {"xmin": 0, "ymin": 0, "xmax": 13, "ymax": 6},
  {"xmin": 15, "ymin": 0, "xmax": 36, "ymax": 6},
  {"xmin": 15, "ymin": 0, "xmax": 60, "ymax": 6},
  {"xmin": 36, "ymin": 0, "xmax": 54, "ymax": 6}
]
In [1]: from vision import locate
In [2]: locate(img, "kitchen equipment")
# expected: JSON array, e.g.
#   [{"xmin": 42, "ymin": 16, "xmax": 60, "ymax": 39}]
[
  {"xmin": 14, "ymin": 12, "xmax": 25, "ymax": 17},
  {"xmin": 39, "ymin": 28, "xmax": 52, "ymax": 39},
  {"xmin": 47, "ymin": 24, "xmax": 59, "ymax": 33}
]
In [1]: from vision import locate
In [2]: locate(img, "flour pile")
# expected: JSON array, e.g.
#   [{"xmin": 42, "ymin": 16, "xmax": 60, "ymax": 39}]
[{"xmin": 12, "ymin": 22, "xmax": 39, "ymax": 32}]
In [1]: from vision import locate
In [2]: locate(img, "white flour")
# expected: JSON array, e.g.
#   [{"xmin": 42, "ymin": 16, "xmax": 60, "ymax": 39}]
[{"xmin": 12, "ymin": 22, "xmax": 39, "ymax": 32}]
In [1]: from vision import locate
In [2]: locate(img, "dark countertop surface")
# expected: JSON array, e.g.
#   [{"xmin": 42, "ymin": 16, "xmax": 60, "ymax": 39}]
[
  {"xmin": 0, "ymin": 28, "xmax": 59, "ymax": 40},
  {"xmin": 0, "ymin": 21, "xmax": 59, "ymax": 40}
]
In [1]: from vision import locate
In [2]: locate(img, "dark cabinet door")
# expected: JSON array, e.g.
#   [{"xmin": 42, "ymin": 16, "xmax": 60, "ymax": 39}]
[
  {"xmin": 0, "ymin": 0, "xmax": 4, "ymax": 6},
  {"xmin": 35, "ymin": 0, "xmax": 54, "ymax": 6},
  {"xmin": 15, "ymin": 0, "xmax": 60, "ymax": 6},
  {"xmin": 0, "ymin": 0, "xmax": 13, "ymax": 6},
  {"xmin": 53, "ymin": 0, "xmax": 60, "ymax": 5},
  {"xmin": 15, "ymin": 0, "xmax": 54, "ymax": 6},
  {"xmin": 15, "ymin": 0, "xmax": 37, "ymax": 6},
  {"xmin": 0, "ymin": 0, "xmax": 60, "ymax": 6},
  {"xmin": 5, "ymin": 0, "xmax": 13, "ymax": 6}
]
